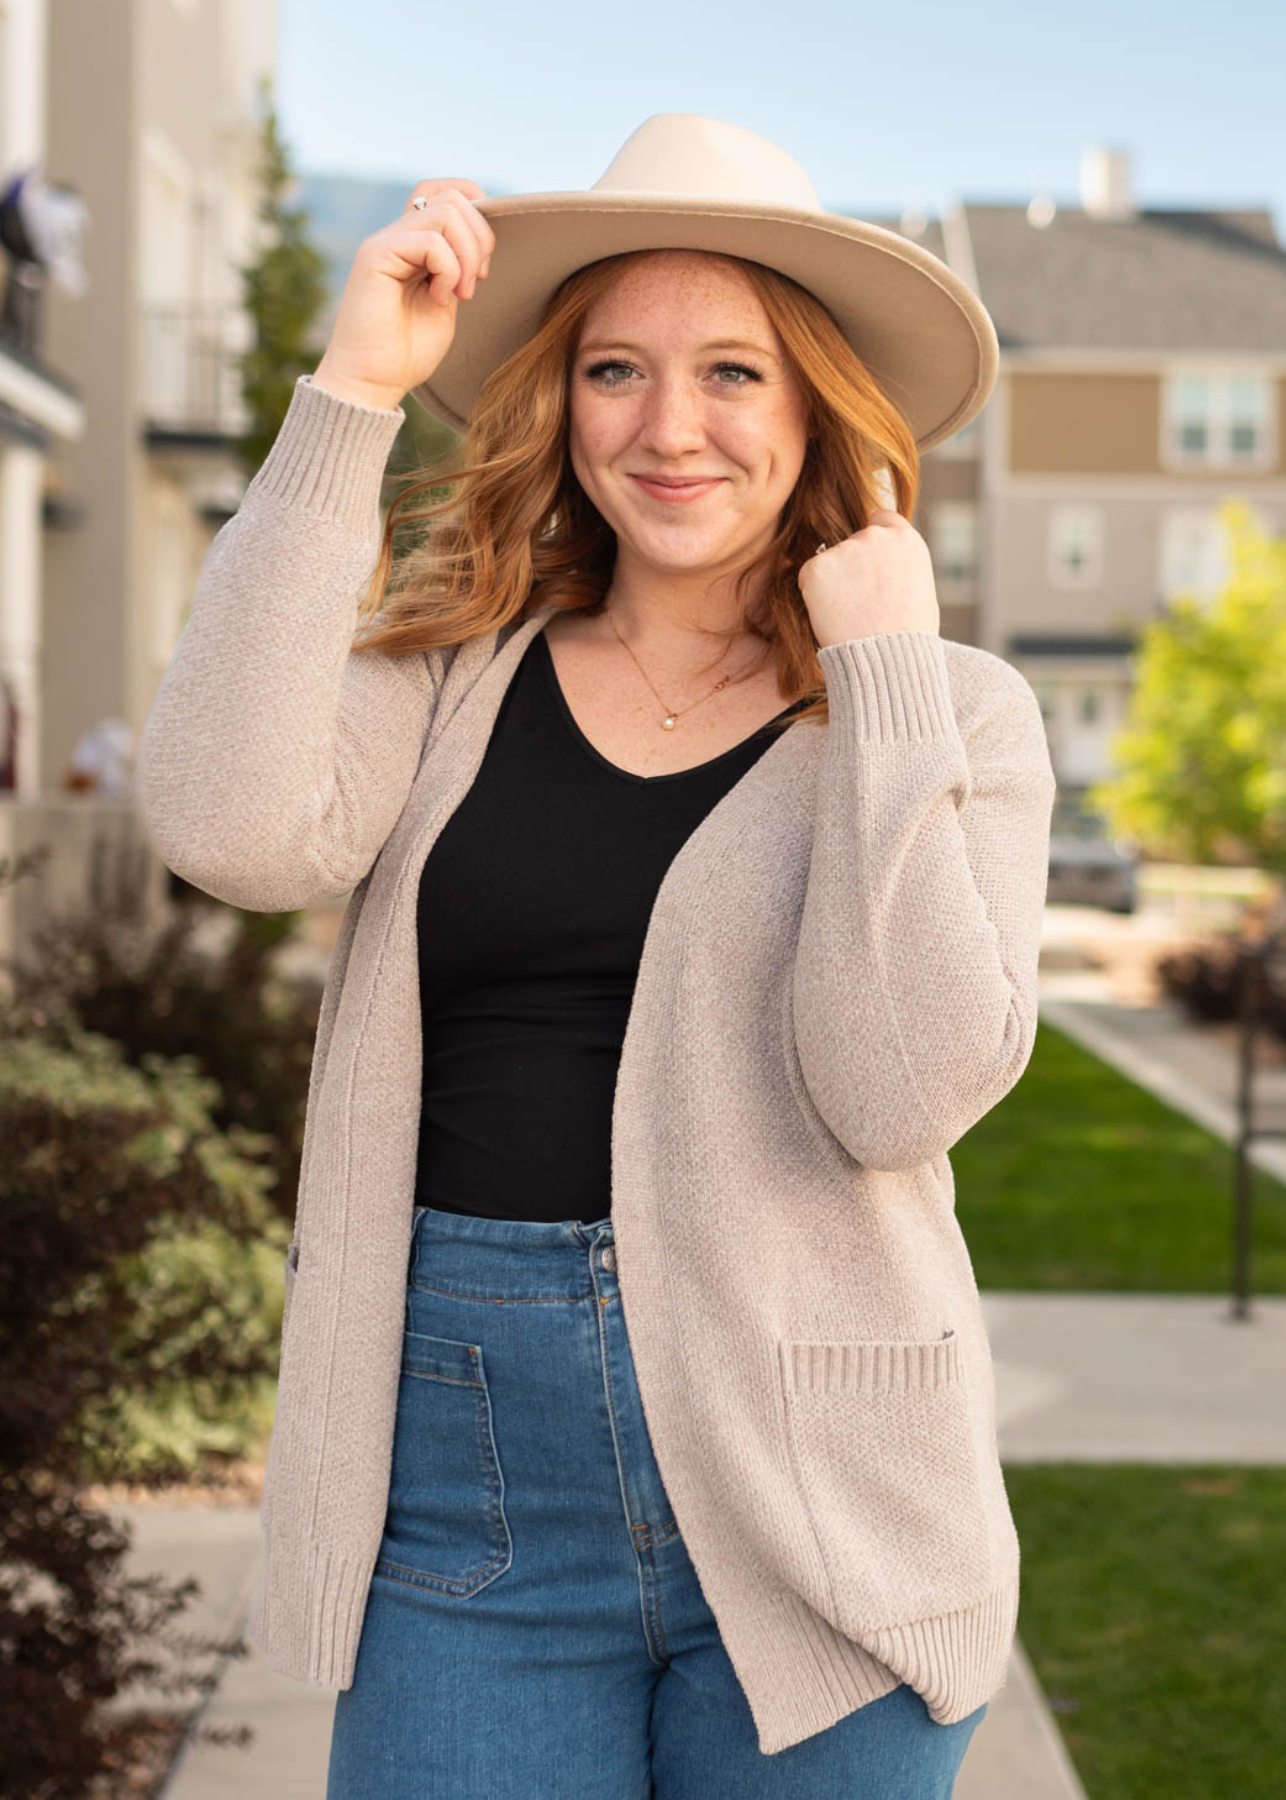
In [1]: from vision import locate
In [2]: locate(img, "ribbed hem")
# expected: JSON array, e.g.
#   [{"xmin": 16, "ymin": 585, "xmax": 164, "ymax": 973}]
[
  {"xmin": 816, "ymin": 632, "xmax": 960, "ymax": 752},
  {"xmin": 739, "ymin": 1571, "xmax": 1019, "ymax": 1756},
  {"xmin": 743, "ymin": 1588, "xmax": 903, "ymax": 1754},
  {"xmin": 246, "ymin": 1529, "xmax": 376, "ymax": 1689},
  {"xmin": 244, "ymin": 372, "xmax": 407, "ymax": 538}
]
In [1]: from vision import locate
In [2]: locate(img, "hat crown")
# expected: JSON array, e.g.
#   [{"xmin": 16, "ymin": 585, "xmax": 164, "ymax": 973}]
[{"xmin": 591, "ymin": 113, "xmax": 821, "ymax": 211}]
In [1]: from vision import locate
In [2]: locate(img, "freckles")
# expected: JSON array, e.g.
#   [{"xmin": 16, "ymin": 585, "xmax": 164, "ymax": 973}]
[{"xmin": 572, "ymin": 419, "xmax": 614, "ymax": 463}]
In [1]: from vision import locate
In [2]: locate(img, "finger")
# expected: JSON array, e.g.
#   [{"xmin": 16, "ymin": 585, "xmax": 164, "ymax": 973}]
[
  {"xmin": 382, "ymin": 223, "xmax": 464, "ymax": 305},
  {"xmin": 404, "ymin": 183, "xmax": 497, "ymax": 282},
  {"xmin": 399, "ymin": 196, "xmax": 491, "ymax": 298},
  {"xmin": 438, "ymin": 192, "xmax": 497, "ymax": 289}
]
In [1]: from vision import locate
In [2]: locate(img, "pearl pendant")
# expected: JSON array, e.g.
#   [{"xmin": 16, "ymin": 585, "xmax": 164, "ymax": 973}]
[{"xmin": 661, "ymin": 716, "xmax": 676, "ymax": 730}]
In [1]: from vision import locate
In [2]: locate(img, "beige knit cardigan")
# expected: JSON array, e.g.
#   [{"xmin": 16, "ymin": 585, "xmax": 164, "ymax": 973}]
[{"xmin": 132, "ymin": 371, "xmax": 1057, "ymax": 1757}]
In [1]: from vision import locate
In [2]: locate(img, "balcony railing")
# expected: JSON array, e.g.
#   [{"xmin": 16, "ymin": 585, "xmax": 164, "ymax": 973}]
[{"xmin": 140, "ymin": 303, "xmax": 254, "ymax": 438}]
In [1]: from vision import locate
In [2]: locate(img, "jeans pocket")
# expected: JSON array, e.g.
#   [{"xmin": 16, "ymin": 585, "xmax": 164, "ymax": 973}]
[
  {"xmin": 375, "ymin": 1330, "xmax": 513, "ymax": 1597},
  {"xmin": 777, "ymin": 1329, "xmax": 993, "ymax": 1632}
]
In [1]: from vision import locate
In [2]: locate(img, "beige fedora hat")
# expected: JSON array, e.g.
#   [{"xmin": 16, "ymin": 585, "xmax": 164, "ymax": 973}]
[{"xmin": 408, "ymin": 113, "xmax": 998, "ymax": 453}]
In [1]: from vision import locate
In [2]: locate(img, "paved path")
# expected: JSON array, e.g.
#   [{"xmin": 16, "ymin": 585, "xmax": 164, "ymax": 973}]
[
  {"xmin": 988, "ymin": 1290, "xmax": 1286, "ymax": 1463},
  {"xmin": 125, "ymin": 920, "xmax": 1281, "ymax": 1798}
]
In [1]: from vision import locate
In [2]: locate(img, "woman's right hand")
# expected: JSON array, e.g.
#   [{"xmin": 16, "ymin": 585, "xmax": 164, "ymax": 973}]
[{"xmin": 310, "ymin": 178, "xmax": 498, "ymax": 411}]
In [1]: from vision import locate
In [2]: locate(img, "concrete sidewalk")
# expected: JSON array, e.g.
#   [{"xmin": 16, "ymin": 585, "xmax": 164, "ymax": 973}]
[{"xmin": 120, "ymin": 937, "xmax": 1280, "ymax": 1798}]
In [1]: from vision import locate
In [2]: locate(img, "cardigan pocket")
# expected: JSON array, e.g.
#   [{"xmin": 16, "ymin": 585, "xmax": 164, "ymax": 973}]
[
  {"xmin": 776, "ymin": 1329, "xmax": 993, "ymax": 1631},
  {"xmin": 374, "ymin": 1331, "xmax": 513, "ymax": 1597}
]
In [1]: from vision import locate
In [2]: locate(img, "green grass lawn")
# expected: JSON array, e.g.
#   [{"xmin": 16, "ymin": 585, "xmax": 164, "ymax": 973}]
[
  {"xmin": 1005, "ymin": 1465, "xmax": 1286, "ymax": 1798},
  {"xmin": 953, "ymin": 1017, "xmax": 1286, "ymax": 1291},
  {"xmin": 943, "ymin": 1020, "xmax": 1285, "ymax": 1790}
]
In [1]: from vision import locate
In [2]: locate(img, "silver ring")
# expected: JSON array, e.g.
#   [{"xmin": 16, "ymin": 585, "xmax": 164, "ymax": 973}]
[{"xmin": 411, "ymin": 195, "xmax": 428, "ymax": 211}]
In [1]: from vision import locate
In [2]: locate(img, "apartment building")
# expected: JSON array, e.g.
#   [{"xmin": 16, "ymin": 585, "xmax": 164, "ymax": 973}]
[
  {"xmin": 0, "ymin": 0, "xmax": 273, "ymax": 964},
  {"xmin": 0, "ymin": 0, "xmax": 84, "ymax": 805},
  {"xmin": 880, "ymin": 146, "xmax": 1286, "ymax": 790}
]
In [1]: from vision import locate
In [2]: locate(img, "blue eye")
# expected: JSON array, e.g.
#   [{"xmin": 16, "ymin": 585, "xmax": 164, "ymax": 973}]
[{"xmin": 583, "ymin": 360, "xmax": 764, "ymax": 387}]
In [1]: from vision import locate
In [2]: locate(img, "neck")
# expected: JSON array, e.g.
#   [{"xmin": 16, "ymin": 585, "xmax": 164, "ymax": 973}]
[{"xmin": 600, "ymin": 548, "xmax": 767, "ymax": 657}]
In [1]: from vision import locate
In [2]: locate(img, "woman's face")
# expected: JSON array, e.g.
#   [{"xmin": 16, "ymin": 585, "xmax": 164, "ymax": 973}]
[{"xmin": 567, "ymin": 251, "xmax": 810, "ymax": 585}]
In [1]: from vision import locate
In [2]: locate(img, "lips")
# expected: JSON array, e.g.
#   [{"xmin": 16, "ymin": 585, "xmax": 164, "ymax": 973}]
[{"xmin": 630, "ymin": 474, "xmax": 724, "ymax": 502}]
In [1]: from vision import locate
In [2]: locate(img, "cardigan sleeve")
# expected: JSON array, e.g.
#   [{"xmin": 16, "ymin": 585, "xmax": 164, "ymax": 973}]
[
  {"xmin": 132, "ymin": 374, "xmax": 452, "ymax": 913},
  {"xmin": 790, "ymin": 630, "xmax": 1057, "ymax": 1172}
]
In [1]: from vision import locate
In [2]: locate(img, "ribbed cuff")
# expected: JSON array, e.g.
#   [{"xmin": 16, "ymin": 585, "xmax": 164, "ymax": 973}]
[
  {"xmin": 247, "ymin": 1528, "xmax": 377, "ymax": 1689},
  {"xmin": 244, "ymin": 372, "xmax": 407, "ymax": 538},
  {"xmin": 816, "ymin": 631, "xmax": 961, "ymax": 752}
]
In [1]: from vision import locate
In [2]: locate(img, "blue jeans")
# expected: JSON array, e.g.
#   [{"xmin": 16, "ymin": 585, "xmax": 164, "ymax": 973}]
[{"xmin": 326, "ymin": 1204, "xmax": 988, "ymax": 1798}]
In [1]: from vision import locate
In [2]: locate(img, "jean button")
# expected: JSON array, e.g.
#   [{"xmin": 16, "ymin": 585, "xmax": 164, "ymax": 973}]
[{"xmin": 601, "ymin": 1244, "xmax": 616, "ymax": 1273}]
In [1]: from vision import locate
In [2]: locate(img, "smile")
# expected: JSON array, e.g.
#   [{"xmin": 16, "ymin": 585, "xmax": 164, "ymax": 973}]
[{"xmin": 629, "ymin": 476, "xmax": 724, "ymax": 503}]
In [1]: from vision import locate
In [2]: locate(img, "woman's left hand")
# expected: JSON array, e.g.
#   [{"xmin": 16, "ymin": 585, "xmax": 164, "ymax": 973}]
[{"xmin": 798, "ymin": 509, "xmax": 941, "ymax": 649}]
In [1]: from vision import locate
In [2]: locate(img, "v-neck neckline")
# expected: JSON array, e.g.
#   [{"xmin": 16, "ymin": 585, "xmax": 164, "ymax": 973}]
[
  {"xmin": 385, "ymin": 605, "xmax": 822, "ymax": 969},
  {"xmin": 533, "ymin": 616, "xmax": 807, "ymax": 787}
]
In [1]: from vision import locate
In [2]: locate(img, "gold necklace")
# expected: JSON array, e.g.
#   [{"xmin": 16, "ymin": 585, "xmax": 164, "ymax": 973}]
[{"xmin": 606, "ymin": 607, "xmax": 762, "ymax": 730}]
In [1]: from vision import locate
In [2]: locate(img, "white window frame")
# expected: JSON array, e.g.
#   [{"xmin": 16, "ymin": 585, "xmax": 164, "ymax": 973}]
[
  {"xmin": 1047, "ymin": 504, "xmax": 1104, "ymax": 590},
  {"xmin": 1158, "ymin": 502, "xmax": 1278, "ymax": 606},
  {"xmin": 1161, "ymin": 365, "xmax": 1276, "ymax": 472},
  {"xmin": 930, "ymin": 501, "xmax": 978, "ymax": 591}
]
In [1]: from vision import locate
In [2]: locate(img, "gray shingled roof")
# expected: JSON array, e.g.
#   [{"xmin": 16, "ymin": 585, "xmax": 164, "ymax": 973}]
[{"xmin": 852, "ymin": 204, "xmax": 1286, "ymax": 353}]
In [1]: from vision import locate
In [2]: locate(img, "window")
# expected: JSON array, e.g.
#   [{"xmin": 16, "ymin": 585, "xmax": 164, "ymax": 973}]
[
  {"xmin": 1228, "ymin": 376, "xmax": 1268, "ymax": 457},
  {"xmin": 1163, "ymin": 368, "xmax": 1274, "ymax": 469},
  {"xmin": 930, "ymin": 502, "xmax": 977, "ymax": 588},
  {"xmin": 1048, "ymin": 506, "xmax": 1104, "ymax": 589},
  {"xmin": 1159, "ymin": 503, "xmax": 1279, "ymax": 607},
  {"xmin": 1160, "ymin": 507, "xmax": 1246, "ymax": 605},
  {"xmin": 1160, "ymin": 509, "xmax": 1225, "ymax": 603}
]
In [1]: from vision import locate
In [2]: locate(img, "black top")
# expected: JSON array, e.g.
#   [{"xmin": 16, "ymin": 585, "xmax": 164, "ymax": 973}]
[{"xmin": 412, "ymin": 624, "xmax": 808, "ymax": 1223}]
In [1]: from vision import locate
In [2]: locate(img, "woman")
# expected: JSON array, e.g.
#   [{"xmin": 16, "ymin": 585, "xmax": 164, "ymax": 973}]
[{"xmin": 134, "ymin": 115, "xmax": 1056, "ymax": 1797}]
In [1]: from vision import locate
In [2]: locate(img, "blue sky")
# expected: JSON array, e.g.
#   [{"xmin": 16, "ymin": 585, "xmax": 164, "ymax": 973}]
[{"xmin": 279, "ymin": 0, "xmax": 1285, "ymax": 239}]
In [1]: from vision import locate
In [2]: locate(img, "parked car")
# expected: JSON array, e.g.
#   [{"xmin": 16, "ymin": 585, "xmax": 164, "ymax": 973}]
[{"xmin": 1046, "ymin": 786, "xmax": 1139, "ymax": 913}]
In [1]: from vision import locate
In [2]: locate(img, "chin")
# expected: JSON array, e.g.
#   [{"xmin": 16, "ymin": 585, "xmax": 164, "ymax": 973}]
[
  {"xmin": 621, "ymin": 519, "xmax": 747, "ymax": 558},
  {"xmin": 632, "ymin": 543, "xmax": 741, "ymax": 574}
]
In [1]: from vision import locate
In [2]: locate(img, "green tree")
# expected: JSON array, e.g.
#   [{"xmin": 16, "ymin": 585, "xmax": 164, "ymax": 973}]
[
  {"xmin": 232, "ymin": 73, "xmax": 334, "ymax": 478},
  {"xmin": 1086, "ymin": 500, "xmax": 1286, "ymax": 912},
  {"xmin": 227, "ymin": 74, "xmax": 450, "ymax": 528}
]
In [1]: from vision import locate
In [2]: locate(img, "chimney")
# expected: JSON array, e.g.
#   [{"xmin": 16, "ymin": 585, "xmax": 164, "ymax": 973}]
[{"xmin": 1080, "ymin": 147, "xmax": 1136, "ymax": 220}]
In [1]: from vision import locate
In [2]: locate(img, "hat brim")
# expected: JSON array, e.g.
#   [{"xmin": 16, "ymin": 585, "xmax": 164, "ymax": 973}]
[{"xmin": 407, "ymin": 191, "xmax": 998, "ymax": 453}]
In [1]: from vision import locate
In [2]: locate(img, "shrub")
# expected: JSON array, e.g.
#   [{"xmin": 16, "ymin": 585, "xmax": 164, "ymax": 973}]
[
  {"xmin": 5, "ymin": 831, "xmax": 322, "ymax": 1233},
  {"xmin": 1155, "ymin": 920, "xmax": 1286, "ymax": 1045},
  {"xmin": 0, "ymin": 837, "xmax": 312, "ymax": 1794}
]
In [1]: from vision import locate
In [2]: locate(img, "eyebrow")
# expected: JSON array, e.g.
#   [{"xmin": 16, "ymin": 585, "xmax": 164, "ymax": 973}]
[{"xmin": 578, "ymin": 337, "xmax": 779, "ymax": 361}]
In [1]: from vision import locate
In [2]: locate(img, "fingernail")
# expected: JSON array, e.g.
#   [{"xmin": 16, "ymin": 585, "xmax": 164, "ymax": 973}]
[{"xmin": 481, "ymin": 256, "xmax": 491, "ymax": 278}]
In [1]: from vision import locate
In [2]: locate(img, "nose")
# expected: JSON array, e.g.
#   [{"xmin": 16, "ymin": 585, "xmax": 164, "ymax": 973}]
[{"xmin": 634, "ymin": 376, "xmax": 708, "ymax": 459}]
